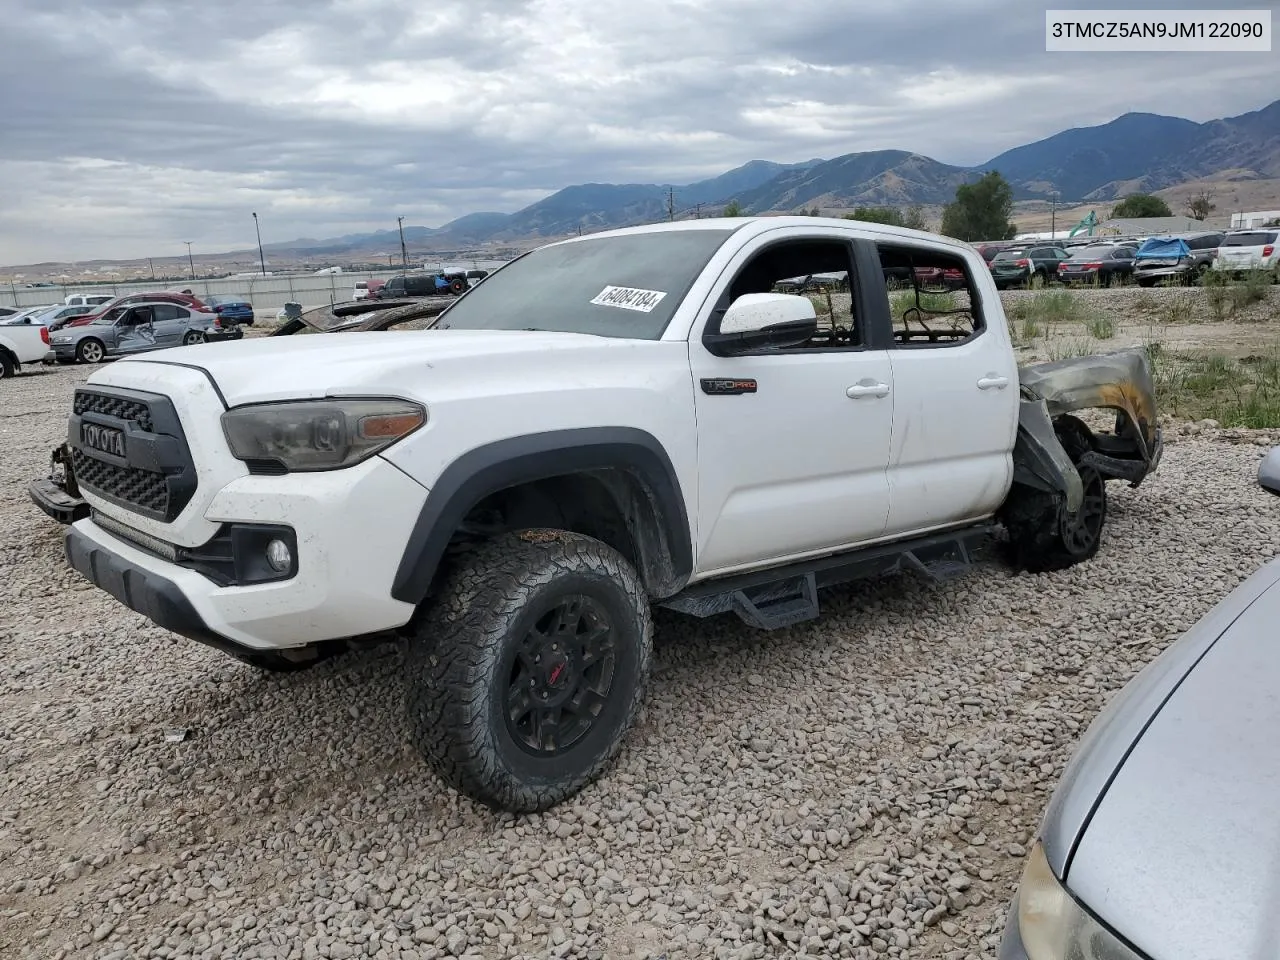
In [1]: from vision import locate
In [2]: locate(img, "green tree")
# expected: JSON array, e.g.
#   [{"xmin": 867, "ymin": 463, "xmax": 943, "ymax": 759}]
[
  {"xmin": 844, "ymin": 206, "xmax": 905, "ymax": 226},
  {"xmin": 807, "ymin": 206, "xmax": 821, "ymax": 216},
  {"xmin": 902, "ymin": 205, "xmax": 928, "ymax": 231},
  {"xmin": 722, "ymin": 200, "xmax": 744, "ymax": 217},
  {"xmin": 1111, "ymin": 193, "xmax": 1173, "ymax": 219},
  {"xmin": 940, "ymin": 171, "xmax": 1017, "ymax": 241}
]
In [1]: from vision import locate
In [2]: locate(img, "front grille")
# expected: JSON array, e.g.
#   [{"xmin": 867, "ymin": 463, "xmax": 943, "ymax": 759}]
[
  {"xmin": 72, "ymin": 449, "xmax": 169, "ymax": 515},
  {"xmin": 74, "ymin": 391, "xmax": 154, "ymax": 431},
  {"xmin": 70, "ymin": 386, "xmax": 197, "ymax": 522}
]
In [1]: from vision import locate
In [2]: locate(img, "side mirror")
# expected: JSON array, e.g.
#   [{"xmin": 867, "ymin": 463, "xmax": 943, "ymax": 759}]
[
  {"xmin": 704, "ymin": 293, "xmax": 817, "ymax": 357},
  {"xmin": 1260, "ymin": 447, "xmax": 1280, "ymax": 497}
]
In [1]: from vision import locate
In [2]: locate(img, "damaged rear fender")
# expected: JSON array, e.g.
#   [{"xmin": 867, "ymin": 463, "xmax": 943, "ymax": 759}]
[{"xmin": 1011, "ymin": 346, "xmax": 1163, "ymax": 509}]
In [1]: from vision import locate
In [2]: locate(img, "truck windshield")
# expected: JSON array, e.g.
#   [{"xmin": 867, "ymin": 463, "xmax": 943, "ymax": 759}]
[{"xmin": 432, "ymin": 228, "xmax": 737, "ymax": 340}]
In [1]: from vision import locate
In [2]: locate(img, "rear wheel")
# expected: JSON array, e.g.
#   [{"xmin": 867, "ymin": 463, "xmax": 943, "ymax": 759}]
[
  {"xmin": 0, "ymin": 350, "xmax": 15, "ymax": 379},
  {"xmin": 1002, "ymin": 415, "xmax": 1107, "ymax": 573},
  {"xmin": 405, "ymin": 530, "xmax": 652, "ymax": 812},
  {"xmin": 182, "ymin": 330, "xmax": 206, "ymax": 346}
]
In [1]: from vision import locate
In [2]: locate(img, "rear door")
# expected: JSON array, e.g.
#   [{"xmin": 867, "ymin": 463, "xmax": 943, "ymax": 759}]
[
  {"xmin": 875, "ymin": 240, "xmax": 1018, "ymax": 537},
  {"xmin": 149, "ymin": 304, "xmax": 187, "ymax": 345}
]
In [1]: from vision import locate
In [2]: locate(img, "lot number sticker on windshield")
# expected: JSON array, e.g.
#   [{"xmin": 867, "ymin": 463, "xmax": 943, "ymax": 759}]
[{"xmin": 590, "ymin": 285, "xmax": 667, "ymax": 313}]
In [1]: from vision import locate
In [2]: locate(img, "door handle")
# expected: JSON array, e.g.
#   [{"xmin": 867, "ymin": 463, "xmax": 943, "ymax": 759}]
[
  {"xmin": 977, "ymin": 375, "xmax": 1009, "ymax": 390},
  {"xmin": 846, "ymin": 381, "xmax": 890, "ymax": 399}
]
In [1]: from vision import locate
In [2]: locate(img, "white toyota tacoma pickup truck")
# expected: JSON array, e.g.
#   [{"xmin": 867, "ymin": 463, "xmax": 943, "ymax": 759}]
[
  {"xmin": 55, "ymin": 217, "xmax": 1162, "ymax": 812},
  {"xmin": 0, "ymin": 317, "xmax": 53, "ymax": 377}
]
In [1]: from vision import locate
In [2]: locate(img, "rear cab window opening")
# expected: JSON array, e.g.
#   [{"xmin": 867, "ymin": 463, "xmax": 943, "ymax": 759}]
[{"xmin": 876, "ymin": 243, "xmax": 985, "ymax": 348}]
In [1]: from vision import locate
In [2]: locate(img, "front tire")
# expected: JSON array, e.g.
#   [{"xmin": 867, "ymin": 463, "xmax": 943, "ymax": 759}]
[
  {"xmin": 1002, "ymin": 415, "xmax": 1108, "ymax": 573},
  {"xmin": 406, "ymin": 530, "xmax": 653, "ymax": 812},
  {"xmin": 0, "ymin": 350, "xmax": 15, "ymax": 378},
  {"xmin": 76, "ymin": 338, "xmax": 105, "ymax": 364}
]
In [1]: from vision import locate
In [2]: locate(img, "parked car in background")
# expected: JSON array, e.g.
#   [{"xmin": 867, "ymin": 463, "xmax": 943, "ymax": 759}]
[
  {"xmin": 990, "ymin": 245, "xmax": 1071, "ymax": 288},
  {"xmin": 0, "ymin": 316, "xmax": 52, "ymax": 377},
  {"xmin": 63, "ymin": 293, "xmax": 115, "ymax": 308},
  {"xmin": 10, "ymin": 304, "xmax": 95, "ymax": 327},
  {"xmin": 999, "ymin": 448, "xmax": 1280, "ymax": 960},
  {"xmin": 1211, "ymin": 228, "xmax": 1279, "ymax": 279},
  {"xmin": 53, "ymin": 290, "xmax": 209, "ymax": 330},
  {"xmin": 48, "ymin": 300, "xmax": 237, "ymax": 363},
  {"xmin": 0, "ymin": 304, "xmax": 59, "ymax": 325},
  {"xmin": 353, "ymin": 280, "xmax": 372, "ymax": 300},
  {"xmin": 1133, "ymin": 231, "xmax": 1225, "ymax": 286},
  {"xmin": 372, "ymin": 272, "xmax": 467, "ymax": 298},
  {"xmin": 974, "ymin": 241, "xmax": 1019, "ymax": 267},
  {"xmin": 203, "ymin": 295, "xmax": 255, "ymax": 326},
  {"xmin": 1056, "ymin": 244, "xmax": 1138, "ymax": 286}
]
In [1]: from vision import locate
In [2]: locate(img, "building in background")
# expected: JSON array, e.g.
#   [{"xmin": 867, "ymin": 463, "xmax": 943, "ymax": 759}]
[{"xmin": 1230, "ymin": 210, "xmax": 1280, "ymax": 229}]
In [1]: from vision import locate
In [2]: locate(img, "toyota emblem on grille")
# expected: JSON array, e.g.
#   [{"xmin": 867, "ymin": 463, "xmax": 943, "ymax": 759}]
[{"xmin": 81, "ymin": 423, "xmax": 126, "ymax": 458}]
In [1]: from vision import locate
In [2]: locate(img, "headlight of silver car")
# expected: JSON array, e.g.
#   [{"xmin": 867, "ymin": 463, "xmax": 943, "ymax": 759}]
[
  {"xmin": 1017, "ymin": 842, "xmax": 1142, "ymax": 960},
  {"xmin": 221, "ymin": 398, "xmax": 426, "ymax": 471}
]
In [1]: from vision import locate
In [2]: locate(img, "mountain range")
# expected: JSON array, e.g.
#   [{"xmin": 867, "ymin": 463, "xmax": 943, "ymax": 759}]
[{"xmin": 272, "ymin": 98, "xmax": 1280, "ymax": 255}]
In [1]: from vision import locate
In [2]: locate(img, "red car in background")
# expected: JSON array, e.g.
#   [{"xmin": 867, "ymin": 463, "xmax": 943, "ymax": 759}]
[{"xmin": 51, "ymin": 291, "xmax": 208, "ymax": 330}]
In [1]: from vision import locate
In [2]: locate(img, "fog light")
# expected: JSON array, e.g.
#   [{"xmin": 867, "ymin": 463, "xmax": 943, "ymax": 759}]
[{"xmin": 266, "ymin": 539, "xmax": 292, "ymax": 572}]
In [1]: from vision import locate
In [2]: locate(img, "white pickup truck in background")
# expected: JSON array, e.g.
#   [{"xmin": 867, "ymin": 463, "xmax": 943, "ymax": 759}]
[
  {"xmin": 49, "ymin": 217, "xmax": 1163, "ymax": 812},
  {"xmin": 0, "ymin": 316, "xmax": 53, "ymax": 377}
]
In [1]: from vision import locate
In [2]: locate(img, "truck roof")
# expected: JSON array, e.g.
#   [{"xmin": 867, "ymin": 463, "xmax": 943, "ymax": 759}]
[{"xmin": 545, "ymin": 215, "xmax": 976, "ymax": 256}]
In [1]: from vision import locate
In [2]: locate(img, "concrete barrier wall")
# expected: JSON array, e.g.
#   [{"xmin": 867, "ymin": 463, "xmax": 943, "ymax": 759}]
[{"xmin": 2, "ymin": 260, "xmax": 511, "ymax": 315}]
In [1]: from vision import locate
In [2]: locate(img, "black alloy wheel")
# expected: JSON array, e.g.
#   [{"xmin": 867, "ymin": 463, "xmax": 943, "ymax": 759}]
[{"xmin": 504, "ymin": 595, "xmax": 616, "ymax": 756}]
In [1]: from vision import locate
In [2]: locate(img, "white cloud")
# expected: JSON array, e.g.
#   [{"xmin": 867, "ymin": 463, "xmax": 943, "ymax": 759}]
[{"xmin": 1, "ymin": 0, "xmax": 1276, "ymax": 263}]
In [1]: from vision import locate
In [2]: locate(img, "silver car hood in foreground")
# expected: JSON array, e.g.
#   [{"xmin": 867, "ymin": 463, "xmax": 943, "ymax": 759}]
[{"xmin": 1066, "ymin": 566, "xmax": 1280, "ymax": 960}]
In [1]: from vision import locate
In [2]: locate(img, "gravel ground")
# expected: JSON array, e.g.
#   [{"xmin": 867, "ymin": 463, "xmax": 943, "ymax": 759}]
[{"xmin": 3, "ymin": 358, "xmax": 1280, "ymax": 960}]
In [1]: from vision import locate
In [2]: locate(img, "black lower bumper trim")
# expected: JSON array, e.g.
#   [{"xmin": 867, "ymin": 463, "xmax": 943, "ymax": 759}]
[
  {"xmin": 64, "ymin": 525, "xmax": 313, "ymax": 670},
  {"xmin": 29, "ymin": 477, "xmax": 89, "ymax": 524}
]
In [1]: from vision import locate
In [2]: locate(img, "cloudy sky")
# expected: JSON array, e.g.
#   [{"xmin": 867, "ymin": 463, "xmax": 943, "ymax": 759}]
[{"xmin": 2, "ymin": 0, "xmax": 1277, "ymax": 264}]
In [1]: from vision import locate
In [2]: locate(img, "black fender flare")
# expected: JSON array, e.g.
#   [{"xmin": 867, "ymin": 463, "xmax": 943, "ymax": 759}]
[{"xmin": 390, "ymin": 427, "xmax": 694, "ymax": 605}]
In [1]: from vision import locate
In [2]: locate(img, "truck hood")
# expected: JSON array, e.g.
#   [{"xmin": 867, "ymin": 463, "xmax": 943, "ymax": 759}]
[
  {"xmin": 1064, "ymin": 569, "xmax": 1280, "ymax": 960},
  {"xmin": 111, "ymin": 329, "xmax": 647, "ymax": 406}
]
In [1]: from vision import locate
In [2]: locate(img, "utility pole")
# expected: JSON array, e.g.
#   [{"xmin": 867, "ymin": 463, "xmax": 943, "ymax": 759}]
[
  {"xmin": 148, "ymin": 258, "xmax": 156, "ymax": 281},
  {"xmin": 1049, "ymin": 190, "xmax": 1060, "ymax": 239},
  {"xmin": 694, "ymin": 203, "xmax": 702, "ymax": 219},
  {"xmin": 184, "ymin": 242, "xmax": 195, "ymax": 281},
  {"xmin": 252, "ymin": 212, "xmax": 266, "ymax": 275},
  {"xmin": 397, "ymin": 216, "xmax": 408, "ymax": 270},
  {"xmin": 667, "ymin": 187, "xmax": 675, "ymax": 221}
]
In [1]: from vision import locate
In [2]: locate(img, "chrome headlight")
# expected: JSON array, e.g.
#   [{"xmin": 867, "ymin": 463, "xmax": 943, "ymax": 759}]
[
  {"xmin": 221, "ymin": 398, "xmax": 425, "ymax": 471},
  {"xmin": 1017, "ymin": 842, "xmax": 1141, "ymax": 960}
]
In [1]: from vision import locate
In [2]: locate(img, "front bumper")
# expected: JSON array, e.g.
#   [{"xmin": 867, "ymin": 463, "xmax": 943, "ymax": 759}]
[
  {"xmin": 68, "ymin": 455, "xmax": 430, "ymax": 652},
  {"xmin": 997, "ymin": 893, "xmax": 1028, "ymax": 959},
  {"xmin": 1134, "ymin": 266, "xmax": 1189, "ymax": 282}
]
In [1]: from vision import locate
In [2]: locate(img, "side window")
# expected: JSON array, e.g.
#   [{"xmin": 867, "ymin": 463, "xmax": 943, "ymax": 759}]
[
  {"xmin": 876, "ymin": 244, "xmax": 984, "ymax": 348},
  {"xmin": 174, "ymin": 307, "xmax": 190, "ymax": 319},
  {"xmin": 151, "ymin": 304, "xmax": 180, "ymax": 322},
  {"xmin": 709, "ymin": 238, "xmax": 860, "ymax": 350}
]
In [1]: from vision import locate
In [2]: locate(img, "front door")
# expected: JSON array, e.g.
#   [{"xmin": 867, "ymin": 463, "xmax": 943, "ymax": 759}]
[
  {"xmin": 688, "ymin": 231, "xmax": 894, "ymax": 576},
  {"xmin": 115, "ymin": 308, "xmax": 157, "ymax": 354}
]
